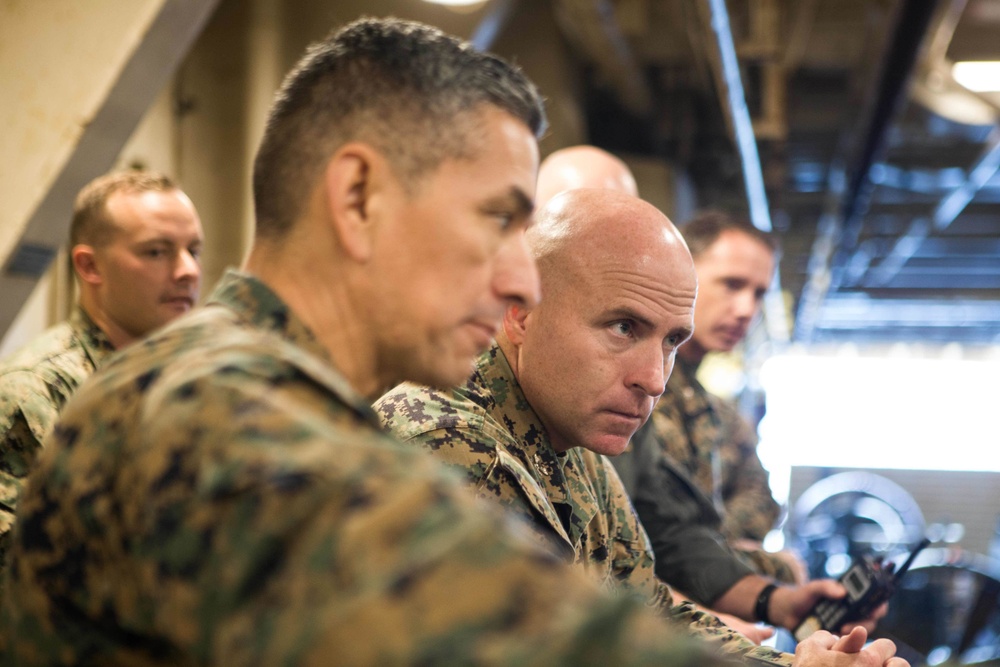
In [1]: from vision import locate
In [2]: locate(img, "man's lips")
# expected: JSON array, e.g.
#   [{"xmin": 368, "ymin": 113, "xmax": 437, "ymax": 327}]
[
  {"xmin": 720, "ymin": 324, "xmax": 747, "ymax": 339},
  {"xmin": 603, "ymin": 407, "xmax": 651, "ymax": 424},
  {"xmin": 163, "ymin": 295, "xmax": 195, "ymax": 308},
  {"xmin": 466, "ymin": 319, "xmax": 499, "ymax": 347}
]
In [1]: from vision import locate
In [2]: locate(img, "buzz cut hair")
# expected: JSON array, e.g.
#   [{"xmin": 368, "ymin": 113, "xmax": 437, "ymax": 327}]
[
  {"xmin": 681, "ymin": 209, "xmax": 778, "ymax": 260},
  {"xmin": 70, "ymin": 170, "xmax": 178, "ymax": 248},
  {"xmin": 252, "ymin": 16, "xmax": 547, "ymax": 239}
]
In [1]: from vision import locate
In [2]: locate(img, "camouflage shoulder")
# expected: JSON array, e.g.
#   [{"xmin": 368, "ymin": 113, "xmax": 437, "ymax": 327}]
[
  {"xmin": 0, "ymin": 369, "xmax": 60, "ymax": 448},
  {"xmin": 0, "ymin": 321, "xmax": 76, "ymax": 370},
  {"xmin": 375, "ymin": 382, "xmax": 487, "ymax": 442}
]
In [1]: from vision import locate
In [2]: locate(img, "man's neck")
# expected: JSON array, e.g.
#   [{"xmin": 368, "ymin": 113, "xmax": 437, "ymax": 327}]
[
  {"xmin": 245, "ymin": 242, "xmax": 381, "ymax": 400},
  {"xmin": 495, "ymin": 333, "xmax": 572, "ymax": 454},
  {"xmin": 677, "ymin": 338, "xmax": 707, "ymax": 369},
  {"xmin": 78, "ymin": 298, "xmax": 130, "ymax": 350}
]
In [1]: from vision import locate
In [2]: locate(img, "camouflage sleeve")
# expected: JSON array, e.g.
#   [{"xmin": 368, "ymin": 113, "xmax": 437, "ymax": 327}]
[
  {"xmin": 590, "ymin": 457, "xmax": 795, "ymax": 667},
  {"xmin": 668, "ymin": 602, "xmax": 795, "ymax": 667},
  {"xmin": 623, "ymin": 416, "xmax": 754, "ymax": 606},
  {"xmin": 2, "ymin": 370, "xmax": 731, "ymax": 667},
  {"xmin": 0, "ymin": 371, "xmax": 54, "ymax": 554},
  {"xmin": 595, "ymin": 454, "xmax": 676, "ymax": 614},
  {"xmin": 713, "ymin": 399, "xmax": 781, "ymax": 543},
  {"xmin": 732, "ymin": 547, "xmax": 798, "ymax": 585}
]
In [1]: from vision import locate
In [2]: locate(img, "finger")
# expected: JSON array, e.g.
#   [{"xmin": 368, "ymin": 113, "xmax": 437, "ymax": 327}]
[
  {"xmin": 799, "ymin": 629, "xmax": 838, "ymax": 651},
  {"xmin": 812, "ymin": 579, "xmax": 847, "ymax": 599},
  {"xmin": 861, "ymin": 637, "xmax": 899, "ymax": 665},
  {"xmin": 741, "ymin": 626, "xmax": 775, "ymax": 645},
  {"xmin": 839, "ymin": 619, "xmax": 878, "ymax": 635},
  {"xmin": 831, "ymin": 626, "xmax": 867, "ymax": 653},
  {"xmin": 885, "ymin": 657, "xmax": 910, "ymax": 667},
  {"xmin": 753, "ymin": 626, "xmax": 776, "ymax": 643}
]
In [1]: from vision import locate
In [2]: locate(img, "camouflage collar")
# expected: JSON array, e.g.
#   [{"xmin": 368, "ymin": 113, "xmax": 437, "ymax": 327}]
[
  {"xmin": 207, "ymin": 269, "xmax": 376, "ymax": 420},
  {"xmin": 667, "ymin": 353, "xmax": 713, "ymax": 413},
  {"xmin": 675, "ymin": 354, "xmax": 701, "ymax": 380},
  {"xmin": 70, "ymin": 305, "xmax": 116, "ymax": 367},
  {"xmin": 209, "ymin": 269, "xmax": 331, "ymax": 364},
  {"xmin": 471, "ymin": 345, "xmax": 572, "ymax": 505}
]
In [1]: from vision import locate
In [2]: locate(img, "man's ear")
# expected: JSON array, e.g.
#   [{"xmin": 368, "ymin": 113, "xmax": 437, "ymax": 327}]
[
  {"xmin": 322, "ymin": 142, "xmax": 390, "ymax": 263},
  {"xmin": 71, "ymin": 245, "xmax": 102, "ymax": 286},
  {"xmin": 502, "ymin": 302, "xmax": 533, "ymax": 345}
]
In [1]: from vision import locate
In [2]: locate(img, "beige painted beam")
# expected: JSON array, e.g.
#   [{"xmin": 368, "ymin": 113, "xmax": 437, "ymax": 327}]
[{"xmin": 0, "ymin": 0, "xmax": 220, "ymax": 338}]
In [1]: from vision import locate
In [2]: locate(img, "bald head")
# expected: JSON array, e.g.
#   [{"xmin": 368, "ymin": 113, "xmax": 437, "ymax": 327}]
[
  {"xmin": 527, "ymin": 188, "xmax": 691, "ymax": 293},
  {"xmin": 503, "ymin": 188, "xmax": 697, "ymax": 456},
  {"xmin": 535, "ymin": 145, "xmax": 638, "ymax": 208}
]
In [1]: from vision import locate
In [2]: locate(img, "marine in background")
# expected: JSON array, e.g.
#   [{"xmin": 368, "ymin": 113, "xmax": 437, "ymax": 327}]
[{"xmin": 0, "ymin": 170, "xmax": 202, "ymax": 559}]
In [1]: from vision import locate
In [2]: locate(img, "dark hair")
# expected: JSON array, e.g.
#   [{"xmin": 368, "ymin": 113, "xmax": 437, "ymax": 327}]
[
  {"xmin": 71, "ymin": 170, "xmax": 178, "ymax": 247},
  {"xmin": 681, "ymin": 209, "xmax": 777, "ymax": 259},
  {"xmin": 252, "ymin": 17, "xmax": 547, "ymax": 238}
]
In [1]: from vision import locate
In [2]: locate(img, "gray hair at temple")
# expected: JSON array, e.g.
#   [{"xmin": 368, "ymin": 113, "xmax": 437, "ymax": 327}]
[{"xmin": 252, "ymin": 16, "xmax": 547, "ymax": 239}]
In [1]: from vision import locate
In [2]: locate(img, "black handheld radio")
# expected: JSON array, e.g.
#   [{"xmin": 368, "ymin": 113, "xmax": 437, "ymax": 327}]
[{"xmin": 793, "ymin": 538, "xmax": 931, "ymax": 641}]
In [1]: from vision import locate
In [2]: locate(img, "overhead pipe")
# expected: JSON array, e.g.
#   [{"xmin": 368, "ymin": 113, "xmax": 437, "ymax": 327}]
[
  {"xmin": 796, "ymin": 0, "xmax": 944, "ymax": 341},
  {"xmin": 869, "ymin": 125, "xmax": 1000, "ymax": 286},
  {"xmin": 696, "ymin": 0, "xmax": 789, "ymax": 343}
]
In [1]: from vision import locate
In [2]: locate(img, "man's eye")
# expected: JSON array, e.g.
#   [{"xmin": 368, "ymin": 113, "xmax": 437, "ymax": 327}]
[
  {"xmin": 145, "ymin": 248, "xmax": 166, "ymax": 258},
  {"xmin": 611, "ymin": 321, "xmax": 633, "ymax": 336},
  {"xmin": 493, "ymin": 212, "xmax": 515, "ymax": 230}
]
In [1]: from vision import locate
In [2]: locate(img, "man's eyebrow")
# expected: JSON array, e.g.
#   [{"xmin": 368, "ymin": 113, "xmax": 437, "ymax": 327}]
[
  {"xmin": 605, "ymin": 307, "xmax": 655, "ymax": 330},
  {"xmin": 511, "ymin": 187, "xmax": 535, "ymax": 217},
  {"xmin": 481, "ymin": 187, "xmax": 534, "ymax": 218},
  {"xmin": 134, "ymin": 236, "xmax": 202, "ymax": 247}
]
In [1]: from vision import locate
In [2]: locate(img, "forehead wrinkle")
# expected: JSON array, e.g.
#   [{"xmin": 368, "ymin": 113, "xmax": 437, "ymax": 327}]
[{"xmin": 598, "ymin": 267, "xmax": 696, "ymax": 312}]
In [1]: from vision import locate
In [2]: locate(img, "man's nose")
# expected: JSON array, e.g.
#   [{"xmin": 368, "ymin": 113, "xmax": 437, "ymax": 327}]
[
  {"xmin": 630, "ymin": 346, "xmax": 668, "ymax": 399},
  {"xmin": 734, "ymin": 289, "xmax": 758, "ymax": 320},
  {"xmin": 493, "ymin": 230, "xmax": 541, "ymax": 309},
  {"xmin": 175, "ymin": 249, "xmax": 201, "ymax": 284}
]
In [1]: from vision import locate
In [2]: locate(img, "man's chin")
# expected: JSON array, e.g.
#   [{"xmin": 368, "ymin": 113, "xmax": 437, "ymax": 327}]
[
  {"xmin": 585, "ymin": 435, "xmax": 633, "ymax": 458},
  {"xmin": 712, "ymin": 337, "xmax": 740, "ymax": 353},
  {"xmin": 714, "ymin": 328, "xmax": 749, "ymax": 351},
  {"xmin": 410, "ymin": 357, "xmax": 477, "ymax": 391}
]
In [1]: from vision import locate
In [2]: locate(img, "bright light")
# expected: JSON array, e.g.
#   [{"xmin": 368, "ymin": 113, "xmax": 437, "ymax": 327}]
[
  {"xmin": 757, "ymin": 354, "xmax": 1000, "ymax": 505},
  {"xmin": 952, "ymin": 61, "xmax": 1000, "ymax": 93}
]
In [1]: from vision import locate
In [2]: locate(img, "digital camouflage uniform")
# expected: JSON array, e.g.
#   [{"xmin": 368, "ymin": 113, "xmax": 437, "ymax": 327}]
[
  {"xmin": 613, "ymin": 357, "xmax": 794, "ymax": 604},
  {"xmin": 656, "ymin": 359, "xmax": 780, "ymax": 543},
  {"xmin": 0, "ymin": 306, "xmax": 115, "ymax": 555},
  {"xmin": 376, "ymin": 344, "xmax": 792, "ymax": 667},
  {"xmin": 1, "ymin": 270, "xmax": 732, "ymax": 667}
]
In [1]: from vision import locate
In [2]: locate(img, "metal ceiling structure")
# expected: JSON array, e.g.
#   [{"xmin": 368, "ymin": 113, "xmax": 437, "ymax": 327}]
[
  {"xmin": 5, "ymin": 0, "xmax": 998, "ymax": 349},
  {"xmin": 546, "ymin": 0, "xmax": 1000, "ymax": 346}
]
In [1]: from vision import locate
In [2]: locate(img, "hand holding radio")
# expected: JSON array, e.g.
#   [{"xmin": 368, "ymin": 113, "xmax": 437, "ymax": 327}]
[{"xmin": 793, "ymin": 538, "xmax": 931, "ymax": 641}]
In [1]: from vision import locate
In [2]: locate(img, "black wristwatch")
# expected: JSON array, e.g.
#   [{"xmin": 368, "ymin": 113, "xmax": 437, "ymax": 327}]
[{"xmin": 754, "ymin": 583, "xmax": 778, "ymax": 625}]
